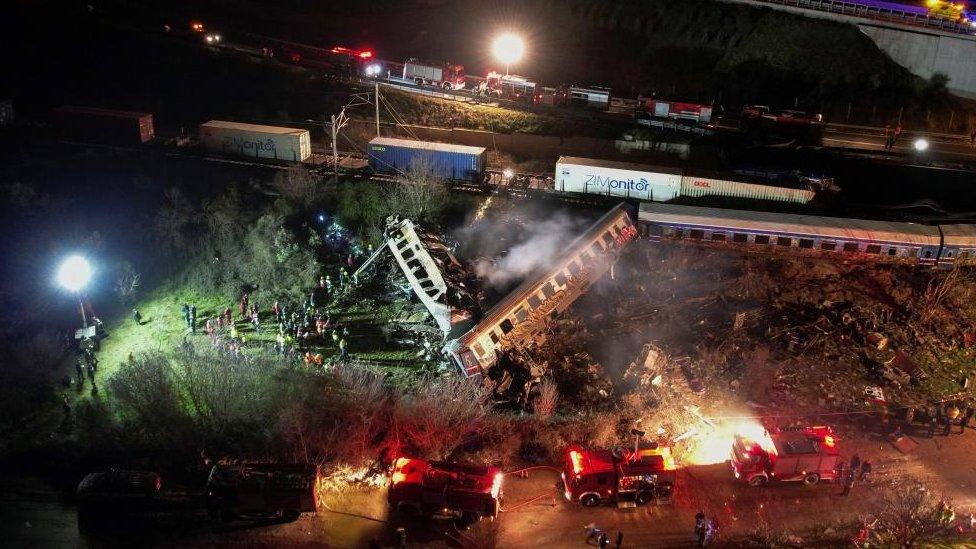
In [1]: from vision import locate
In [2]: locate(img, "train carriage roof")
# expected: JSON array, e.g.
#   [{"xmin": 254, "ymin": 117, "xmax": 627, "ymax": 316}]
[
  {"xmin": 940, "ymin": 224, "xmax": 976, "ymax": 247},
  {"xmin": 638, "ymin": 203, "xmax": 941, "ymax": 247},
  {"xmin": 459, "ymin": 202, "xmax": 633, "ymax": 345}
]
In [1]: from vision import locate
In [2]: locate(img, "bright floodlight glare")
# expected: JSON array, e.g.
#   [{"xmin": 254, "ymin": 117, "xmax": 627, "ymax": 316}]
[
  {"xmin": 365, "ymin": 63, "xmax": 381, "ymax": 76},
  {"xmin": 493, "ymin": 34, "xmax": 524, "ymax": 65},
  {"xmin": 502, "ymin": 168, "xmax": 514, "ymax": 179},
  {"xmin": 914, "ymin": 138, "xmax": 929, "ymax": 152},
  {"xmin": 57, "ymin": 255, "xmax": 92, "ymax": 292}
]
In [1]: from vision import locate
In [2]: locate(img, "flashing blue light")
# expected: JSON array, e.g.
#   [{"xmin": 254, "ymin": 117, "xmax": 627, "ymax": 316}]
[{"xmin": 317, "ymin": 214, "xmax": 326, "ymax": 223}]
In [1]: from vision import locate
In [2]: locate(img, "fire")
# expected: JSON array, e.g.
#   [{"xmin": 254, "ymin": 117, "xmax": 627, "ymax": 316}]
[{"xmin": 678, "ymin": 419, "xmax": 772, "ymax": 465}]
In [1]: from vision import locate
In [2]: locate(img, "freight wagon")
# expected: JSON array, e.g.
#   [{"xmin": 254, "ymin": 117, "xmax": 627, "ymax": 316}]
[
  {"xmin": 367, "ymin": 137, "xmax": 487, "ymax": 183},
  {"xmin": 199, "ymin": 121, "xmax": 311, "ymax": 162},
  {"xmin": 556, "ymin": 157, "xmax": 814, "ymax": 205},
  {"xmin": 55, "ymin": 106, "xmax": 154, "ymax": 145}
]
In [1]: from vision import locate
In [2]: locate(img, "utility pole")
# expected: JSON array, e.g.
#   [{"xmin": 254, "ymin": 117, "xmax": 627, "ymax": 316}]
[
  {"xmin": 327, "ymin": 92, "xmax": 371, "ymax": 179},
  {"xmin": 375, "ymin": 81, "xmax": 381, "ymax": 137}
]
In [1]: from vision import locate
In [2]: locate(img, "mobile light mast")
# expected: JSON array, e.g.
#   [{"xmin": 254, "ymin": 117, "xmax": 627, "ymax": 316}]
[
  {"xmin": 57, "ymin": 255, "xmax": 93, "ymax": 330},
  {"xmin": 492, "ymin": 33, "xmax": 524, "ymax": 76}
]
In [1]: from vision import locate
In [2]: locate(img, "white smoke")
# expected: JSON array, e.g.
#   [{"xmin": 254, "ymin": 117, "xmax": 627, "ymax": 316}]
[{"xmin": 471, "ymin": 211, "xmax": 589, "ymax": 290}]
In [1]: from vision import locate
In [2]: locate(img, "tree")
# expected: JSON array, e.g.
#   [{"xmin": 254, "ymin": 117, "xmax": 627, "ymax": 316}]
[
  {"xmin": 870, "ymin": 478, "xmax": 950, "ymax": 548},
  {"xmin": 385, "ymin": 154, "xmax": 450, "ymax": 223},
  {"xmin": 153, "ymin": 187, "xmax": 197, "ymax": 254},
  {"xmin": 272, "ymin": 165, "xmax": 322, "ymax": 209},
  {"xmin": 532, "ymin": 378, "xmax": 559, "ymax": 417}
]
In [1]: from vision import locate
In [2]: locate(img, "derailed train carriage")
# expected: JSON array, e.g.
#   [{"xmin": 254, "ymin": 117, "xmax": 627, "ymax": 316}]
[
  {"xmin": 444, "ymin": 203, "xmax": 638, "ymax": 379},
  {"xmin": 637, "ymin": 202, "xmax": 976, "ymax": 267}
]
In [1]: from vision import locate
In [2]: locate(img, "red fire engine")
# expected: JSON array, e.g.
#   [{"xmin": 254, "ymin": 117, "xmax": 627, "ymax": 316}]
[
  {"xmin": 403, "ymin": 59, "xmax": 466, "ymax": 90},
  {"xmin": 482, "ymin": 72, "xmax": 537, "ymax": 103},
  {"xmin": 730, "ymin": 424, "xmax": 840, "ymax": 487},
  {"xmin": 561, "ymin": 444, "xmax": 676, "ymax": 508},
  {"xmin": 387, "ymin": 457, "xmax": 503, "ymax": 523}
]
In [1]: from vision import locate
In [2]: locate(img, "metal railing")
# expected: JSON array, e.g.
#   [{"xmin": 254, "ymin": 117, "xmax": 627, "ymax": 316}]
[{"xmin": 752, "ymin": 0, "xmax": 975, "ymax": 35}]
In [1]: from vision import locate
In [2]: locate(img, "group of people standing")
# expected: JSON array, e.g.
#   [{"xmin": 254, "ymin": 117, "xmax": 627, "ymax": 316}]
[{"xmin": 882, "ymin": 124, "xmax": 903, "ymax": 151}]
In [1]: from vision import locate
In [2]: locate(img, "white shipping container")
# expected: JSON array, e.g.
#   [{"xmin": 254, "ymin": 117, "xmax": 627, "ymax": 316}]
[
  {"xmin": 679, "ymin": 175, "xmax": 815, "ymax": 204},
  {"xmin": 404, "ymin": 62, "xmax": 444, "ymax": 83},
  {"xmin": 556, "ymin": 156, "xmax": 681, "ymax": 202},
  {"xmin": 199, "ymin": 120, "xmax": 311, "ymax": 162}
]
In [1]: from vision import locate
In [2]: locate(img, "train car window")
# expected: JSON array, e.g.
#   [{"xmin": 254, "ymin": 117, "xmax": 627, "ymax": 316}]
[
  {"xmin": 541, "ymin": 283, "xmax": 555, "ymax": 299},
  {"xmin": 798, "ymin": 239, "xmax": 814, "ymax": 249},
  {"xmin": 515, "ymin": 307, "xmax": 528, "ymax": 322},
  {"xmin": 821, "ymin": 241, "xmax": 837, "ymax": 251},
  {"xmin": 732, "ymin": 233, "xmax": 748, "ymax": 243},
  {"xmin": 754, "ymin": 235, "xmax": 770, "ymax": 245},
  {"xmin": 602, "ymin": 232, "xmax": 614, "ymax": 245},
  {"xmin": 776, "ymin": 237, "xmax": 792, "ymax": 247},
  {"xmin": 888, "ymin": 248, "xmax": 898, "ymax": 256},
  {"xmin": 528, "ymin": 294, "xmax": 541, "ymax": 309},
  {"xmin": 472, "ymin": 343, "xmax": 485, "ymax": 357},
  {"xmin": 489, "ymin": 331, "xmax": 500, "ymax": 344},
  {"xmin": 843, "ymin": 242, "xmax": 859, "ymax": 252},
  {"xmin": 591, "ymin": 242, "xmax": 604, "ymax": 255},
  {"xmin": 554, "ymin": 272, "xmax": 567, "ymax": 287},
  {"xmin": 689, "ymin": 229, "xmax": 705, "ymax": 240},
  {"xmin": 866, "ymin": 244, "xmax": 881, "ymax": 254},
  {"xmin": 568, "ymin": 261, "xmax": 582, "ymax": 277},
  {"xmin": 711, "ymin": 232, "xmax": 726, "ymax": 241},
  {"xmin": 500, "ymin": 319, "xmax": 514, "ymax": 334},
  {"xmin": 924, "ymin": 250, "xmax": 932, "ymax": 259}
]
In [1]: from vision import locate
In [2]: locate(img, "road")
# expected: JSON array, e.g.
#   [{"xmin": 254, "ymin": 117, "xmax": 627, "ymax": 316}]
[
  {"xmin": 6, "ymin": 424, "xmax": 976, "ymax": 548},
  {"xmin": 821, "ymin": 124, "xmax": 976, "ymax": 163}
]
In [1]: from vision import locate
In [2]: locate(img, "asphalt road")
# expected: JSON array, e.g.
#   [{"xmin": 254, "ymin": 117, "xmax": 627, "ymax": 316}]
[{"xmin": 8, "ymin": 425, "xmax": 976, "ymax": 548}]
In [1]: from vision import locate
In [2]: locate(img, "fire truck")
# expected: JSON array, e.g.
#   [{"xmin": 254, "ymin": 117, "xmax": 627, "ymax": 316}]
[
  {"xmin": 481, "ymin": 72, "xmax": 537, "ymax": 102},
  {"xmin": 640, "ymin": 98, "xmax": 714, "ymax": 124},
  {"xmin": 561, "ymin": 444, "xmax": 676, "ymax": 508},
  {"xmin": 730, "ymin": 424, "xmax": 841, "ymax": 487},
  {"xmin": 403, "ymin": 59, "xmax": 466, "ymax": 90},
  {"xmin": 388, "ymin": 457, "xmax": 503, "ymax": 523}
]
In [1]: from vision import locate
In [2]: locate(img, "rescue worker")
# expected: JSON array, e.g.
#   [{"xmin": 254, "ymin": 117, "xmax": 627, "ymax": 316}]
[
  {"xmin": 75, "ymin": 362, "xmax": 85, "ymax": 388},
  {"xmin": 339, "ymin": 337, "xmax": 348, "ymax": 361},
  {"xmin": 961, "ymin": 404, "xmax": 975, "ymax": 433},
  {"xmin": 695, "ymin": 512, "xmax": 706, "ymax": 546},
  {"xmin": 585, "ymin": 524, "xmax": 604, "ymax": 544},
  {"xmin": 132, "ymin": 309, "xmax": 142, "ymax": 324},
  {"xmin": 181, "ymin": 303, "xmax": 190, "ymax": 326},
  {"xmin": 325, "ymin": 274, "xmax": 332, "ymax": 292},
  {"xmin": 230, "ymin": 325, "xmax": 239, "ymax": 341},
  {"xmin": 703, "ymin": 517, "xmax": 717, "ymax": 546},
  {"xmin": 331, "ymin": 329, "xmax": 339, "ymax": 344},
  {"xmin": 87, "ymin": 363, "xmax": 96, "ymax": 384},
  {"xmin": 841, "ymin": 466, "xmax": 856, "ymax": 496},
  {"xmin": 276, "ymin": 332, "xmax": 285, "ymax": 354},
  {"xmin": 938, "ymin": 499, "xmax": 955, "ymax": 527},
  {"xmin": 61, "ymin": 393, "xmax": 71, "ymax": 420},
  {"xmin": 883, "ymin": 125, "xmax": 892, "ymax": 150},
  {"xmin": 190, "ymin": 305, "xmax": 197, "ymax": 332},
  {"xmin": 223, "ymin": 307, "xmax": 232, "ymax": 325},
  {"xmin": 313, "ymin": 353, "xmax": 324, "ymax": 367},
  {"xmin": 272, "ymin": 301, "xmax": 281, "ymax": 320},
  {"xmin": 928, "ymin": 407, "xmax": 939, "ymax": 438},
  {"xmin": 251, "ymin": 311, "xmax": 260, "ymax": 331},
  {"xmin": 309, "ymin": 291, "xmax": 316, "ymax": 309},
  {"xmin": 859, "ymin": 460, "xmax": 872, "ymax": 482},
  {"xmin": 615, "ymin": 531, "xmax": 623, "ymax": 549},
  {"xmin": 946, "ymin": 404, "xmax": 961, "ymax": 436},
  {"xmin": 598, "ymin": 532, "xmax": 610, "ymax": 548}
]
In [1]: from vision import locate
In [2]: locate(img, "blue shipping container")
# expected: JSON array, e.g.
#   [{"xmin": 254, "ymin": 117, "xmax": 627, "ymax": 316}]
[{"xmin": 368, "ymin": 137, "xmax": 487, "ymax": 183}]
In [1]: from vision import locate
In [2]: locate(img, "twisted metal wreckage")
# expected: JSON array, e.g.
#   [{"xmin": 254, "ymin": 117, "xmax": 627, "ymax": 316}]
[{"xmin": 356, "ymin": 204, "xmax": 639, "ymax": 401}]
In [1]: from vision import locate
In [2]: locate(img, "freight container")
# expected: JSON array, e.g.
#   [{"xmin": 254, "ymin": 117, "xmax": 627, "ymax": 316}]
[
  {"xmin": 679, "ymin": 175, "xmax": 814, "ymax": 204},
  {"xmin": 55, "ymin": 106, "xmax": 154, "ymax": 145},
  {"xmin": 199, "ymin": 121, "xmax": 311, "ymax": 162},
  {"xmin": 368, "ymin": 137, "xmax": 486, "ymax": 183},
  {"xmin": 555, "ymin": 157, "xmax": 682, "ymax": 202},
  {"xmin": 0, "ymin": 100, "xmax": 13, "ymax": 127}
]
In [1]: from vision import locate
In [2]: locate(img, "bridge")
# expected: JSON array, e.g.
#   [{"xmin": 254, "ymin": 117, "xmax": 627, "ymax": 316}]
[{"xmin": 721, "ymin": 0, "xmax": 976, "ymax": 98}]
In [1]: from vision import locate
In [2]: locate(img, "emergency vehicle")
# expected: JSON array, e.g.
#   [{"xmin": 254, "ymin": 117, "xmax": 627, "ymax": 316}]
[
  {"xmin": 483, "ymin": 72, "xmax": 537, "ymax": 102},
  {"xmin": 730, "ymin": 424, "xmax": 841, "ymax": 487},
  {"xmin": 387, "ymin": 457, "xmax": 503, "ymax": 523},
  {"xmin": 403, "ymin": 59, "xmax": 466, "ymax": 90},
  {"xmin": 206, "ymin": 463, "xmax": 320, "ymax": 522},
  {"xmin": 561, "ymin": 444, "xmax": 676, "ymax": 508}
]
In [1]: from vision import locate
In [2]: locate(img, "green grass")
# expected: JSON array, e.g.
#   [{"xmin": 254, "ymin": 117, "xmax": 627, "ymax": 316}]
[{"xmin": 93, "ymin": 282, "xmax": 436, "ymax": 396}]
